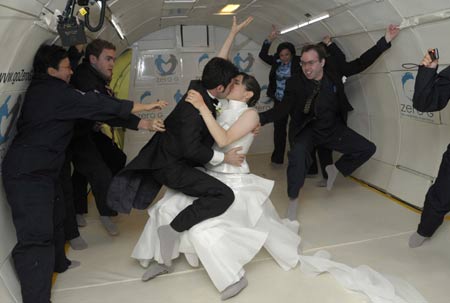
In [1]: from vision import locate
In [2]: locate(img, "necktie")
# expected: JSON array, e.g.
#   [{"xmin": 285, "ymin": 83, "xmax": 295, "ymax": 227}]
[{"xmin": 303, "ymin": 80, "xmax": 321, "ymax": 115}]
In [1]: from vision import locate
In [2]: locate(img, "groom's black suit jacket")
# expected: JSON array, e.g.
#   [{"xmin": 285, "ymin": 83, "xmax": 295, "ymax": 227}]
[{"xmin": 108, "ymin": 80, "xmax": 218, "ymax": 213}]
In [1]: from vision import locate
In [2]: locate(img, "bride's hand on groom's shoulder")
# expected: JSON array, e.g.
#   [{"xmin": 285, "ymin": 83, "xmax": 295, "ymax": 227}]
[
  {"xmin": 147, "ymin": 100, "xmax": 168, "ymax": 111},
  {"xmin": 185, "ymin": 89, "xmax": 206, "ymax": 110}
]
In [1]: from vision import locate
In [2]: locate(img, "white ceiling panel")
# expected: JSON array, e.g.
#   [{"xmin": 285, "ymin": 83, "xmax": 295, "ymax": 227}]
[
  {"xmin": 390, "ymin": 0, "xmax": 450, "ymax": 18},
  {"xmin": 413, "ymin": 18, "xmax": 450, "ymax": 65},
  {"xmin": 350, "ymin": 0, "xmax": 402, "ymax": 31},
  {"xmin": 323, "ymin": 10, "xmax": 362, "ymax": 36}
]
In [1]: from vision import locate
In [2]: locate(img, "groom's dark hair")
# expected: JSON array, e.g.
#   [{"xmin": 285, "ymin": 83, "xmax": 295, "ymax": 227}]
[{"xmin": 202, "ymin": 57, "xmax": 239, "ymax": 90}]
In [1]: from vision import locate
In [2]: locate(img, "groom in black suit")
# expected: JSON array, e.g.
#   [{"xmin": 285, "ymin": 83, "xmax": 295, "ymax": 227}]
[{"xmin": 108, "ymin": 57, "xmax": 241, "ymax": 271}]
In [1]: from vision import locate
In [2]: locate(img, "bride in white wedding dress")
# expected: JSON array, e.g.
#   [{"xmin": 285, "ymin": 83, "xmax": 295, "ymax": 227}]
[{"xmin": 131, "ymin": 16, "xmax": 427, "ymax": 303}]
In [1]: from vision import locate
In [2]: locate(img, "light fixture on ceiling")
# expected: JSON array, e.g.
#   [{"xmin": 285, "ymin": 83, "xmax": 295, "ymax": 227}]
[
  {"xmin": 111, "ymin": 17, "xmax": 125, "ymax": 39},
  {"xmin": 161, "ymin": 15, "xmax": 189, "ymax": 19},
  {"xmin": 215, "ymin": 4, "xmax": 240, "ymax": 15},
  {"xmin": 164, "ymin": 0, "xmax": 197, "ymax": 3},
  {"xmin": 280, "ymin": 12, "xmax": 330, "ymax": 34}
]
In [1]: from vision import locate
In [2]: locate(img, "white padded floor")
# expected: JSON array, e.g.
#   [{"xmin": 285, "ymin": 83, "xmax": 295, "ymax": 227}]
[{"xmin": 52, "ymin": 154, "xmax": 450, "ymax": 303}]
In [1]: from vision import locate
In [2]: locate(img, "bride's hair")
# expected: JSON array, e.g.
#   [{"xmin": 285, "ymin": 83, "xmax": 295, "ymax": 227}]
[{"xmin": 239, "ymin": 72, "xmax": 260, "ymax": 107}]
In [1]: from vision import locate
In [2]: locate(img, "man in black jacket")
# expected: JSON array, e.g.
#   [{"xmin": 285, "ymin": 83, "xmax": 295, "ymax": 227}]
[
  {"xmin": 1, "ymin": 44, "xmax": 160, "ymax": 303},
  {"xmin": 108, "ymin": 57, "xmax": 243, "ymax": 276},
  {"xmin": 260, "ymin": 29, "xmax": 398, "ymax": 221},
  {"xmin": 409, "ymin": 50, "xmax": 450, "ymax": 248},
  {"xmin": 64, "ymin": 39, "xmax": 165, "ymax": 244}
]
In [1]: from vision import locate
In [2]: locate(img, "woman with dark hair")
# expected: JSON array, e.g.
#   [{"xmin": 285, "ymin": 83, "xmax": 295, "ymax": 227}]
[
  {"xmin": 259, "ymin": 25, "xmax": 301, "ymax": 165},
  {"xmin": 132, "ymin": 71, "xmax": 300, "ymax": 300}
]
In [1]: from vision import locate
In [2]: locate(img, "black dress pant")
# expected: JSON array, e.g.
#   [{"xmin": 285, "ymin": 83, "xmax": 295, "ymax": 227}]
[
  {"xmin": 61, "ymin": 158, "xmax": 79, "ymax": 241},
  {"xmin": 3, "ymin": 174, "xmax": 69, "ymax": 303},
  {"xmin": 287, "ymin": 125, "xmax": 376, "ymax": 199},
  {"xmin": 152, "ymin": 163, "xmax": 234, "ymax": 232},
  {"xmin": 73, "ymin": 132, "xmax": 125, "ymax": 215},
  {"xmin": 308, "ymin": 146, "xmax": 333, "ymax": 178},
  {"xmin": 417, "ymin": 144, "xmax": 450, "ymax": 237},
  {"xmin": 271, "ymin": 99, "xmax": 289, "ymax": 164}
]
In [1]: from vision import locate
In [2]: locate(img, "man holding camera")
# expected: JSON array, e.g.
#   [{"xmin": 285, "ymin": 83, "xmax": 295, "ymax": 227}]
[{"xmin": 409, "ymin": 48, "xmax": 450, "ymax": 248}]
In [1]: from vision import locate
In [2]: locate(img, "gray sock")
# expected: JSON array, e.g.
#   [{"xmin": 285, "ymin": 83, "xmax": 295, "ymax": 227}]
[
  {"xmin": 408, "ymin": 232, "xmax": 428, "ymax": 248},
  {"xmin": 76, "ymin": 214, "xmax": 87, "ymax": 227},
  {"xmin": 100, "ymin": 216, "xmax": 119, "ymax": 236},
  {"xmin": 316, "ymin": 178, "xmax": 327, "ymax": 187},
  {"xmin": 325, "ymin": 164, "xmax": 339, "ymax": 191},
  {"xmin": 286, "ymin": 198, "xmax": 299, "ymax": 221},
  {"xmin": 69, "ymin": 236, "xmax": 88, "ymax": 250},
  {"xmin": 221, "ymin": 276, "xmax": 248, "ymax": 300},
  {"xmin": 68, "ymin": 260, "xmax": 80, "ymax": 269},
  {"xmin": 157, "ymin": 225, "xmax": 179, "ymax": 267},
  {"xmin": 142, "ymin": 263, "xmax": 171, "ymax": 281}
]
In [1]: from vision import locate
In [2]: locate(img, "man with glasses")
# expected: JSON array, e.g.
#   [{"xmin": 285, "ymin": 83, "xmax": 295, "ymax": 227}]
[{"xmin": 260, "ymin": 26, "xmax": 399, "ymax": 220}]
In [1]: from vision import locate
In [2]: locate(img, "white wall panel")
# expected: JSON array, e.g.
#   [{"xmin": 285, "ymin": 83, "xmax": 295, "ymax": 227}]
[
  {"xmin": 413, "ymin": 19, "xmax": 450, "ymax": 64},
  {"xmin": 323, "ymin": 10, "xmax": 362, "ymax": 36},
  {"xmin": 347, "ymin": 112, "xmax": 370, "ymax": 140},
  {"xmin": 0, "ymin": 272, "xmax": 16, "ymax": 303},
  {"xmin": 1, "ymin": 0, "xmax": 43, "ymax": 16},
  {"xmin": 352, "ymin": 158, "xmax": 394, "ymax": 191},
  {"xmin": 369, "ymin": 117, "xmax": 399, "ymax": 165},
  {"xmin": 397, "ymin": 119, "xmax": 446, "ymax": 178},
  {"xmin": 387, "ymin": 167, "xmax": 433, "ymax": 208},
  {"xmin": 344, "ymin": 76, "xmax": 367, "ymax": 115},
  {"xmin": 359, "ymin": 73, "xmax": 399, "ymax": 119}
]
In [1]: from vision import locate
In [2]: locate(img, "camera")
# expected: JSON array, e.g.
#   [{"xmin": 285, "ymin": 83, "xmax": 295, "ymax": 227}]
[
  {"xmin": 77, "ymin": 0, "xmax": 89, "ymax": 6},
  {"xmin": 428, "ymin": 48, "xmax": 439, "ymax": 61},
  {"xmin": 57, "ymin": 17, "xmax": 87, "ymax": 46}
]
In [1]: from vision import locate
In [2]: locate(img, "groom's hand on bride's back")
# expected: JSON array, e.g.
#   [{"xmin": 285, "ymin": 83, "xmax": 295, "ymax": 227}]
[
  {"xmin": 138, "ymin": 118, "xmax": 166, "ymax": 132},
  {"xmin": 224, "ymin": 146, "xmax": 245, "ymax": 166}
]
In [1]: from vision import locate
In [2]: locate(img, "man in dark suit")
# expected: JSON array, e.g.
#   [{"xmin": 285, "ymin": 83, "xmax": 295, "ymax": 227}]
[{"xmin": 108, "ymin": 57, "xmax": 242, "ymax": 277}]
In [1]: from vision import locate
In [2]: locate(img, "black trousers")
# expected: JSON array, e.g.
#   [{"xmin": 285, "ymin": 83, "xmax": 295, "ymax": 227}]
[
  {"xmin": 152, "ymin": 163, "xmax": 234, "ymax": 232},
  {"xmin": 287, "ymin": 125, "xmax": 376, "ymax": 199},
  {"xmin": 3, "ymin": 174, "xmax": 69, "ymax": 303},
  {"xmin": 72, "ymin": 132, "xmax": 125, "ymax": 215},
  {"xmin": 417, "ymin": 144, "xmax": 450, "ymax": 237},
  {"xmin": 61, "ymin": 158, "xmax": 79, "ymax": 241},
  {"xmin": 271, "ymin": 99, "xmax": 289, "ymax": 164},
  {"xmin": 308, "ymin": 146, "xmax": 333, "ymax": 178}
]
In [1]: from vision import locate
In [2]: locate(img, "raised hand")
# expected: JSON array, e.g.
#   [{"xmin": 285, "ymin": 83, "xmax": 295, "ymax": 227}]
[
  {"xmin": 385, "ymin": 24, "xmax": 400, "ymax": 43},
  {"xmin": 421, "ymin": 49, "xmax": 439, "ymax": 69},
  {"xmin": 185, "ymin": 89, "xmax": 206, "ymax": 110},
  {"xmin": 268, "ymin": 24, "xmax": 279, "ymax": 42},
  {"xmin": 231, "ymin": 16, "xmax": 254, "ymax": 35},
  {"xmin": 322, "ymin": 35, "xmax": 332, "ymax": 46}
]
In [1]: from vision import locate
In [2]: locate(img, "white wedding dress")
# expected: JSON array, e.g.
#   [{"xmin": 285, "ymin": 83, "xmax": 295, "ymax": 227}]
[
  {"xmin": 132, "ymin": 100, "xmax": 301, "ymax": 292},
  {"xmin": 131, "ymin": 100, "xmax": 427, "ymax": 302}
]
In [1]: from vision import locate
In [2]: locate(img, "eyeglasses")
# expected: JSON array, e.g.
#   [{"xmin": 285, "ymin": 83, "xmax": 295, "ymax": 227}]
[{"xmin": 300, "ymin": 60, "xmax": 319, "ymax": 67}]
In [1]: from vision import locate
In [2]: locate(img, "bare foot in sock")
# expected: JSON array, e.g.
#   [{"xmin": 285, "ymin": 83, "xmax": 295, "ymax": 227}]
[
  {"xmin": 69, "ymin": 236, "xmax": 88, "ymax": 250},
  {"xmin": 325, "ymin": 164, "xmax": 338, "ymax": 191},
  {"xmin": 68, "ymin": 260, "xmax": 80, "ymax": 269},
  {"xmin": 100, "ymin": 216, "xmax": 119, "ymax": 236},
  {"xmin": 408, "ymin": 232, "xmax": 429, "ymax": 248},
  {"xmin": 285, "ymin": 198, "xmax": 299, "ymax": 221},
  {"xmin": 221, "ymin": 276, "xmax": 248, "ymax": 300},
  {"xmin": 142, "ymin": 263, "xmax": 171, "ymax": 281},
  {"xmin": 158, "ymin": 225, "xmax": 179, "ymax": 267}
]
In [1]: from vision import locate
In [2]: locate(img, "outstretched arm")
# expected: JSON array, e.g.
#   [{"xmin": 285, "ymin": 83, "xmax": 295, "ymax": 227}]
[
  {"xmin": 186, "ymin": 89, "xmax": 259, "ymax": 147},
  {"xmin": 328, "ymin": 24, "xmax": 400, "ymax": 77},
  {"xmin": 217, "ymin": 16, "xmax": 253, "ymax": 60},
  {"xmin": 259, "ymin": 25, "xmax": 279, "ymax": 65},
  {"xmin": 413, "ymin": 50, "xmax": 450, "ymax": 112}
]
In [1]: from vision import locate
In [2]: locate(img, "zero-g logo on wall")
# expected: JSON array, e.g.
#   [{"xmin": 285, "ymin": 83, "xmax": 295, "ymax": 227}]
[
  {"xmin": 398, "ymin": 72, "xmax": 437, "ymax": 123},
  {"xmin": 140, "ymin": 91, "xmax": 152, "ymax": 103},
  {"xmin": 0, "ymin": 95, "xmax": 21, "ymax": 145},
  {"xmin": 233, "ymin": 52, "xmax": 255, "ymax": 73},
  {"xmin": 155, "ymin": 54, "xmax": 180, "ymax": 85}
]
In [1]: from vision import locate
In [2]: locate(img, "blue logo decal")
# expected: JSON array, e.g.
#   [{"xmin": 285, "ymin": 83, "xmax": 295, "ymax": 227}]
[
  {"xmin": 198, "ymin": 53, "xmax": 209, "ymax": 65},
  {"xmin": 140, "ymin": 91, "xmax": 152, "ymax": 103},
  {"xmin": 0, "ymin": 95, "xmax": 21, "ymax": 144},
  {"xmin": 155, "ymin": 54, "xmax": 178, "ymax": 76},
  {"xmin": 401, "ymin": 72, "xmax": 415, "ymax": 102},
  {"xmin": 233, "ymin": 52, "xmax": 255, "ymax": 73}
]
